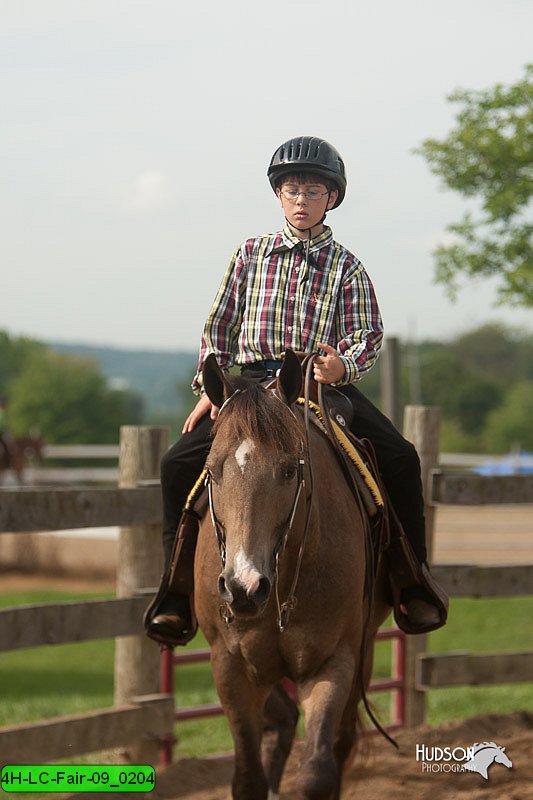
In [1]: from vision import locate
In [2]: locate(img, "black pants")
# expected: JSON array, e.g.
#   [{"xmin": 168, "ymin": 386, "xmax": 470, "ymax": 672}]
[{"xmin": 160, "ymin": 385, "xmax": 427, "ymax": 566}]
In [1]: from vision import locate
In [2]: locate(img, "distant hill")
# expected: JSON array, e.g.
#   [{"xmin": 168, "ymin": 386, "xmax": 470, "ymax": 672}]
[{"xmin": 49, "ymin": 342, "xmax": 198, "ymax": 414}]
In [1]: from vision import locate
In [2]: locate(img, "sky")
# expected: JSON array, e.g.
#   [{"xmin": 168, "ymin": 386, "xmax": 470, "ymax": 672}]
[{"xmin": 2, "ymin": 0, "xmax": 532, "ymax": 354}]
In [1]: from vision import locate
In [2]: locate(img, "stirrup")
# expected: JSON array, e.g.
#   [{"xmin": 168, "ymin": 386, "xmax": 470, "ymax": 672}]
[
  {"xmin": 390, "ymin": 558, "xmax": 448, "ymax": 634},
  {"xmin": 386, "ymin": 524, "xmax": 449, "ymax": 635},
  {"xmin": 144, "ymin": 587, "xmax": 198, "ymax": 647},
  {"xmin": 145, "ymin": 602, "xmax": 198, "ymax": 647},
  {"xmin": 143, "ymin": 510, "xmax": 200, "ymax": 647}
]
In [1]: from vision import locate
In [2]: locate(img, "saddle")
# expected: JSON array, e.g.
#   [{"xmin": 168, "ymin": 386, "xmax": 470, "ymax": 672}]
[
  {"xmin": 295, "ymin": 374, "xmax": 448, "ymax": 635},
  {"xmin": 295, "ymin": 389, "xmax": 385, "ymax": 522}
]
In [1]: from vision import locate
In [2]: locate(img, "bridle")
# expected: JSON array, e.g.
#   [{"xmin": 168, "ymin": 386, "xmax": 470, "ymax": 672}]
[{"xmin": 205, "ymin": 355, "xmax": 318, "ymax": 632}]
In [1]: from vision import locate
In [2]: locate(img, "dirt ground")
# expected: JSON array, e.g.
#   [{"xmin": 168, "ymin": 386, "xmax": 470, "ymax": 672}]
[{"xmin": 150, "ymin": 712, "xmax": 533, "ymax": 800}]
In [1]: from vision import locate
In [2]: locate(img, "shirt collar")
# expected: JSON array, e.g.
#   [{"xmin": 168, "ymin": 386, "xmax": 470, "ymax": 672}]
[{"xmin": 267, "ymin": 224, "xmax": 333, "ymax": 257}]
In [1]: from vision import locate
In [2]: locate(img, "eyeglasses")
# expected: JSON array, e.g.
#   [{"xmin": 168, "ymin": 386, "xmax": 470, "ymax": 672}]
[{"xmin": 280, "ymin": 189, "xmax": 329, "ymax": 202}]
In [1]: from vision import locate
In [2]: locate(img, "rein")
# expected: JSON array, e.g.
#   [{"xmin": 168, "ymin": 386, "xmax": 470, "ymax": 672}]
[
  {"xmin": 272, "ymin": 353, "xmax": 317, "ymax": 631},
  {"xmin": 317, "ymin": 384, "xmax": 399, "ymax": 750}
]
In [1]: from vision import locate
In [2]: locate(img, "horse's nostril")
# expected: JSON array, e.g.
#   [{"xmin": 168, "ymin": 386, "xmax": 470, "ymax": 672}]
[
  {"xmin": 218, "ymin": 574, "xmax": 233, "ymax": 603},
  {"xmin": 252, "ymin": 576, "xmax": 271, "ymax": 604},
  {"xmin": 219, "ymin": 572, "xmax": 270, "ymax": 612}
]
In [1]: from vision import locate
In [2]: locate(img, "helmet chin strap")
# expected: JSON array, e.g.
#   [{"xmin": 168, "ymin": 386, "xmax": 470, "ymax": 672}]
[{"xmin": 284, "ymin": 192, "xmax": 332, "ymax": 272}]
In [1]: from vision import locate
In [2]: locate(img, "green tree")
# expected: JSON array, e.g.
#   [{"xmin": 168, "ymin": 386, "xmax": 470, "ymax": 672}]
[
  {"xmin": 417, "ymin": 64, "xmax": 533, "ymax": 306},
  {"xmin": 415, "ymin": 346, "xmax": 502, "ymax": 436},
  {"xmin": 417, "ymin": 346, "xmax": 462, "ymax": 412},
  {"xmin": 0, "ymin": 331, "xmax": 45, "ymax": 397},
  {"xmin": 9, "ymin": 351, "xmax": 143, "ymax": 443},
  {"xmin": 450, "ymin": 375, "xmax": 502, "ymax": 435},
  {"xmin": 484, "ymin": 381, "xmax": 533, "ymax": 452},
  {"xmin": 453, "ymin": 324, "xmax": 522, "ymax": 380}
]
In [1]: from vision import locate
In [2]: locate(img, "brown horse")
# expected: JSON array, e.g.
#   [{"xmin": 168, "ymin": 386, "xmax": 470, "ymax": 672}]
[
  {"xmin": 195, "ymin": 350, "xmax": 391, "ymax": 799},
  {"xmin": 0, "ymin": 434, "xmax": 44, "ymax": 484}
]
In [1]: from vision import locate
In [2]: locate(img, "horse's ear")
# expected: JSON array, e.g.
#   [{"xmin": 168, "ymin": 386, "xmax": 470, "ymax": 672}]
[
  {"xmin": 277, "ymin": 349, "xmax": 303, "ymax": 406},
  {"xmin": 202, "ymin": 354, "xmax": 234, "ymax": 408}
]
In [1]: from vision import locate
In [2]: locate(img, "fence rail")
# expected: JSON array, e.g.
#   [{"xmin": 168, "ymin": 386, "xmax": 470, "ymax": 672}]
[
  {"xmin": 431, "ymin": 470, "xmax": 533, "ymax": 504},
  {"xmin": 43, "ymin": 445, "xmax": 120, "ymax": 459},
  {"xmin": 23, "ymin": 443, "xmax": 533, "ymax": 487},
  {"xmin": 417, "ymin": 651, "xmax": 533, "ymax": 689},
  {"xmin": 0, "ymin": 695, "xmax": 174, "ymax": 765},
  {"xmin": 432, "ymin": 564, "xmax": 533, "ymax": 597},
  {"xmin": 0, "ymin": 486, "xmax": 161, "ymax": 532},
  {"xmin": 39, "ymin": 444, "xmax": 533, "ymax": 468},
  {"xmin": 0, "ymin": 595, "xmax": 151, "ymax": 651}
]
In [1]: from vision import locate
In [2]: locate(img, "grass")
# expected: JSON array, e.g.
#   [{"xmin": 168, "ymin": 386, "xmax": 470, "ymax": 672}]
[
  {"xmin": 426, "ymin": 595, "xmax": 533, "ymax": 723},
  {"xmin": 0, "ymin": 590, "xmax": 115, "ymax": 732},
  {"xmin": 0, "ymin": 591, "xmax": 532, "ymax": 765}
]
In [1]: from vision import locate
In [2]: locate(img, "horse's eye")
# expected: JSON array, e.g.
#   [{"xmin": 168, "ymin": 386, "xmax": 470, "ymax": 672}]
[{"xmin": 283, "ymin": 464, "xmax": 297, "ymax": 481}]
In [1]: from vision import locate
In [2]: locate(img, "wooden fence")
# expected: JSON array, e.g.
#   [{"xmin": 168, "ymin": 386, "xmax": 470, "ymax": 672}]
[
  {"xmin": 0, "ymin": 426, "xmax": 172, "ymax": 766},
  {"xmin": 21, "ymin": 442, "xmax": 533, "ymax": 486},
  {"xmin": 402, "ymin": 406, "xmax": 533, "ymax": 726},
  {"xmin": 1, "ymin": 415, "xmax": 532, "ymax": 765}
]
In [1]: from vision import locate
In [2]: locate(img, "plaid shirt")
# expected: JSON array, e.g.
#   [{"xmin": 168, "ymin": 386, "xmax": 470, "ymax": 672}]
[{"xmin": 192, "ymin": 224, "xmax": 383, "ymax": 394}]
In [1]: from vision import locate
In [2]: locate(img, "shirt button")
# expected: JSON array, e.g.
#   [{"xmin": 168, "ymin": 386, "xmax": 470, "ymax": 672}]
[
  {"xmin": 295, "ymin": 266, "xmax": 300, "ymax": 273},
  {"xmin": 290, "ymin": 296, "xmax": 295, "ymax": 303},
  {"xmin": 287, "ymin": 326, "xmax": 293, "ymax": 333}
]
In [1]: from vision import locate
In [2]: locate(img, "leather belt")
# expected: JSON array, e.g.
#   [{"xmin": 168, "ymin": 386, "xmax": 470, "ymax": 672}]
[{"xmin": 241, "ymin": 360, "xmax": 283, "ymax": 380}]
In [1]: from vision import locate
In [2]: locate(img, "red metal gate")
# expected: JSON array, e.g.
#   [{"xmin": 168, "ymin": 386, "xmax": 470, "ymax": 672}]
[{"xmin": 159, "ymin": 626, "xmax": 405, "ymax": 765}]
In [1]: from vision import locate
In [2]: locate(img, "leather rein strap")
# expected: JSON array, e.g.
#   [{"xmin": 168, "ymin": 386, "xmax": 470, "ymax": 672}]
[{"xmin": 273, "ymin": 353, "xmax": 317, "ymax": 631}]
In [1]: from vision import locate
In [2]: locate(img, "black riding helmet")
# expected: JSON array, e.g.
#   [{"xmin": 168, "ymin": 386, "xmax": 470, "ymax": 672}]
[{"xmin": 267, "ymin": 136, "xmax": 347, "ymax": 209}]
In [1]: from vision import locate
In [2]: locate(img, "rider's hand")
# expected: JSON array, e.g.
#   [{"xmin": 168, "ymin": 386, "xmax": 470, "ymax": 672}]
[
  {"xmin": 182, "ymin": 394, "xmax": 219, "ymax": 434},
  {"xmin": 313, "ymin": 343, "xmax": 346, "ymax": 385}
]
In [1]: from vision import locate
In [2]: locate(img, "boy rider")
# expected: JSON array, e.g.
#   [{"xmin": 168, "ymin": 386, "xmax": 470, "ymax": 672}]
[{"xmin": 145, "ymin": 136, "xmax": 447, "ymax": 646}]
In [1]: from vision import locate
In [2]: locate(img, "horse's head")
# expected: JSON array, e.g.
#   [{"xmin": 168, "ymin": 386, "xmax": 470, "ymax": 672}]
[
  {"xmin": 203, "ymin": 351, "xmax": 303, "ymax": 619},
  {"xmin": 493, "ymin": 745, "xmax": 512, "ymax": 769},
  {"xmin": 464, "ymin": 742, "xmax": 513, "ymax": 779}
]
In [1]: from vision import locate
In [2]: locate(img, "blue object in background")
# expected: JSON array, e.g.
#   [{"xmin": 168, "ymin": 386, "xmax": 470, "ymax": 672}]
[{"xmin": 472, "ymin": 452, "xmax": 533, "ymax": 476}]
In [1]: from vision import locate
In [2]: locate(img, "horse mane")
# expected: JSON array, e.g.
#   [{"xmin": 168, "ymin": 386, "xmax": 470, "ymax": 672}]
[
  {"xmin": 212, "ymin": 379, "xmax": 302, "ymax": 455},
  {"xmin": 464, "ymin": 741, "xmax": 500, "ymax": 772},
  {"xmin": 471, "ymin": 742, "xmax": 499, "ymax": 753}
]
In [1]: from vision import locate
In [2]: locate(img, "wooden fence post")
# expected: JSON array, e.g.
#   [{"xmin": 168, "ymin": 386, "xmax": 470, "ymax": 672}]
[
  {"xmin": 114, "ymin": 425, "xmax": 169, "ymax": 764},
  {"xmin": 402, "ymin": 406, "xmax": 441, "ymax": 727}
]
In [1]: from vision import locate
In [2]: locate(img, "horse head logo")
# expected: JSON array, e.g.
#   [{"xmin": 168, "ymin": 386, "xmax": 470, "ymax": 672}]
[{"xmin": 464, "ymin": 742, "xmax": 513, "ymax": 780}]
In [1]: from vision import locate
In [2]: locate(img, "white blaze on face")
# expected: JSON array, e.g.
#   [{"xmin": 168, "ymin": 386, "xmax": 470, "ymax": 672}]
[
  {"xmin": 234, "ymin": 545, "xmax": 262, "ymax": 595},
  {"xmin": 235, "ymin": 438, "xmax": 255, "ymax": 475}
]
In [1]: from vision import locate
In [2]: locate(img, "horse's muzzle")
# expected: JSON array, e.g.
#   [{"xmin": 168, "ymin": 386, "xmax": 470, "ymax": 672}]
[{"xmin": 218, "ymin": 572, "xmax": 271, "ymax": 616}]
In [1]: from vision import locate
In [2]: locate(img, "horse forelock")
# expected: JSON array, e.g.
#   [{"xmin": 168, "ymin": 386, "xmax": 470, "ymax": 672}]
[{"xmin": 212, "ymin": 381, "xmax": 302, "ymax": 456}]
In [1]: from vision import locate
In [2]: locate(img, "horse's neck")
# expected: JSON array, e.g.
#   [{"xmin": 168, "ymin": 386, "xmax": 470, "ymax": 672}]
[{"xmin": 305, "ymin": 425, "xmax": 365, "ymax": 545}]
